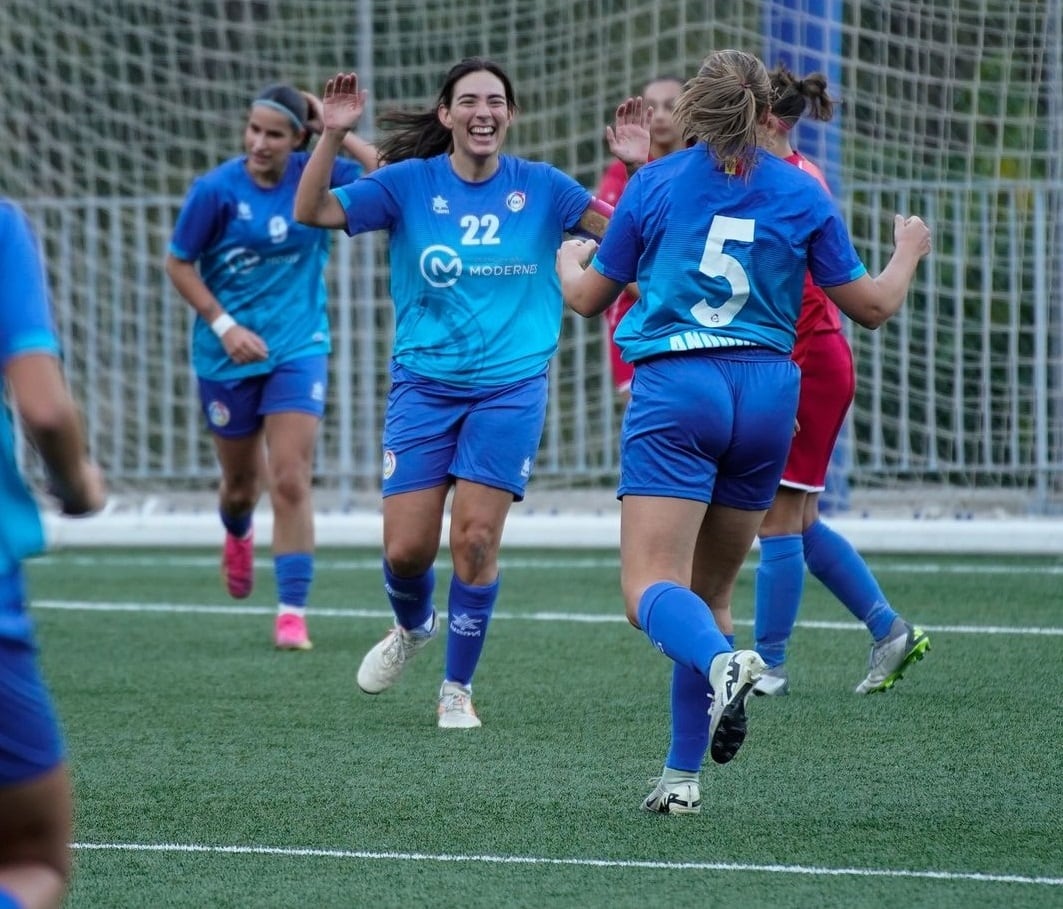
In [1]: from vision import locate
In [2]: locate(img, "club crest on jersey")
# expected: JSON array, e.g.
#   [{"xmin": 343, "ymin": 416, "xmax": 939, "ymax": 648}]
[
  {"xmin": 208, "ymin": 400, "xmax": 230, "ymax": 427},
  {"xmin": 237, "ymin": 201, "xmax": 252, "ymax": 220},
  {"xmin": 269, "ymin": 215, "xmax": 288, "ymax": 244},
  {"xmin": 505, "ymin": 191, "xmax": 526, "ymax": 212},
  {"xmin": 382, "ymin": 449, "xmax": 396, "ymax": 479},
  {"xmin": 432, "ymin": 195, "xmax": 449, "ymax": 214}
]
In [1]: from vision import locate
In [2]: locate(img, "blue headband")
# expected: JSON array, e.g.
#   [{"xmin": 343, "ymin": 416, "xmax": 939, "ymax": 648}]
[{"xmin": 252, "ymin": 98, "xmax": 304, "ymax": 131}]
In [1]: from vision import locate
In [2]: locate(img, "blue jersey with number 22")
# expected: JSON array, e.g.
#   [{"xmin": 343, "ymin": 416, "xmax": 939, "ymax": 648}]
[
  {"xmin": 333, "ymin": 154, "xmax": 591, "ymax": 387},
  {"xmin": 594, "ymin": 144, "xmax": 867, "ymax": 363}
]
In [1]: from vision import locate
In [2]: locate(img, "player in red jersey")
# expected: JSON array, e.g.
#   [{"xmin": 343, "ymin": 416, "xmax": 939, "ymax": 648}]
[
  {"xmin": 596, "ymin": 76, "xmax": 686, "ymax": 399},
  {"xmin": 752, "ymin": 65, "xmax": 930, "ymax": 697}
]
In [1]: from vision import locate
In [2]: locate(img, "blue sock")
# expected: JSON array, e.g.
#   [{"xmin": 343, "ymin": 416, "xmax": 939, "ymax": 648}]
[
  {"xmin": 666, "ymin": 664, "xmax": 711, "ymax": 772},
  {"xmin": 636, "ymin": 581, "xmax": 730, "ymax": 676},
  {"xmin": 382, "ymin": 560, "xmax": 435, "ymax": 631},
  {"xmin": 803, "ymin": 520, "xmax": 897, "ymax": 639},
  {"xmin": 445, "ymin": 574, "xmax": 499, "ymax": 686},
  {"xmin": 220, "ymin": 508, "xmax": 251, "ymax": 538},
  {"xmin": 275, "ymin": 552, "xmax": 313, "ymax": 609},
  {"xmin": 753, "ymin": 534, "xmax": 805, "ymax": 667},
  {"xmin": 0, "ymin": 888, "xmax": 22, "ymax": 909}
]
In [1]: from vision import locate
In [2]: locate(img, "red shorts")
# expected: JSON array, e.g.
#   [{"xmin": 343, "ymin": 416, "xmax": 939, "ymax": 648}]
[
  {"xmin": 780, "ymin": 330, "xmax": 855, "ymax": 491},
  {"xmin": 604, "ymin": 289, "xmax": 638, "ymax": 393}
]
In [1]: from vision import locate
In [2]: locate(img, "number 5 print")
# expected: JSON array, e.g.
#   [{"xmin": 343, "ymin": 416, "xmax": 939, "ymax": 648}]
[{"xmin": 690, "ymin": 215, "xmax": 754, "ymax": 327}]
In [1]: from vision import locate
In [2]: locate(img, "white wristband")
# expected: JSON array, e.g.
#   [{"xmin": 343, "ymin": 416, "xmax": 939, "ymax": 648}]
[{"xmin": 210, "ymin": 313, "xmax": 237, "ymax": 339}]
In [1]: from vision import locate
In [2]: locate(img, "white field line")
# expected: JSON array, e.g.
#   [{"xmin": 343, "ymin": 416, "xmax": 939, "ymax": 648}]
[
  {"xmin": 32, "ymin": 599, "xmax": 1063, "ymax": 636},
  {"xmin": 70, "ymin": 841, "xmax": 1063, "ymax": 887},
  {"xmin": 31, "ymin": 553, "xmax": 1063, "ymax": 575}
]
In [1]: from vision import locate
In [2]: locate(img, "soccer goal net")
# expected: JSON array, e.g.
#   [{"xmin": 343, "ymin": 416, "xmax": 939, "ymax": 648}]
[{"xmin": 1, "ymin": 0, "xmax": 1061, "ymax": 543}]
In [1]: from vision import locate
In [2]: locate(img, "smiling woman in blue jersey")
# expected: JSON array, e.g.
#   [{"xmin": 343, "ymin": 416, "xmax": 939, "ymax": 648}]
[
  {"xmin": 166, "ymin": 84, "xmax": 377, "ymax": 652},
  {"xmin": 294, "ymin": 59, "xmax": 644, "ymax": 729}
]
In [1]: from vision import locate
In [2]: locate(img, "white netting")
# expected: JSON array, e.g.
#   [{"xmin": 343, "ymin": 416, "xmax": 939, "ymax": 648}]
[{"xmin": 1, "ymin": 0, "xmax": 1061, "ymax": 524}]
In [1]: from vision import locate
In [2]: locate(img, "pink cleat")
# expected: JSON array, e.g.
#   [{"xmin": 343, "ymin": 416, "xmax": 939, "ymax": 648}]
[
  {"xmin": 274, "ymin": 612, "xmax": 313, "ymax": 651},
  {"xmin": 221, "ymin": 530, "xmax": 254, "ymax": 599}
]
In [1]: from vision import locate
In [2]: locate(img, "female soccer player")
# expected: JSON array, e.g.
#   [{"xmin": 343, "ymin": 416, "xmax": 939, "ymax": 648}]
[
  {"xmin": 295, "ymin": 60, "xmax": 643, "ymax": 728},
  {"xmin": 166, "ymin": 84, "xmax": 377, "ymax": 651},
  {"xmin": 752, "ymin": 65, "xmax": 930, "ymax": 698},
  {"xmin": 557, "ymin": 49, "xmax": 931, "ymax": 813},
  {"xmin": 596, "ymin": 75, "xmax": 687, "ymax": 399},
  {"xmin": 0, "ymin": 199, "xmax": 106, "ymax": 909}
]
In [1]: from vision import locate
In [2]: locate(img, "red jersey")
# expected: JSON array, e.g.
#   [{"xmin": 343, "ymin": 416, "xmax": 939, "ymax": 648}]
[
  {"xmin": 779, "ymin": 152, "xmax": 854, "ymax": 491},
  {"xmin": 597, "ymin": 159, "xmax": 639, "ymax": 393},
  {"xmin": 787, "ymin": 152, "xmax": 843, "ymax": 364}
]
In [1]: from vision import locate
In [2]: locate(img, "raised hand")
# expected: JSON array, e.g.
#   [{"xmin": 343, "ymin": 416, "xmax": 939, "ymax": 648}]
[
  {"xmin": 893, "ymin": 214, "xmax": 932, "ymax": 260},
  {"xmin": 322, "ymin": 72, "xmax": 367, "ymax": 133},
  {"xmin": 605, "ymin": 96, "xmax": 652, "ymax": 170}
]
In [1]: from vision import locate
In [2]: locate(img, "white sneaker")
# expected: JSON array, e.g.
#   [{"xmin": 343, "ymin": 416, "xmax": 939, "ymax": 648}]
[
  {"xmin": 752, "ymin": 664, "xmax": 790, "ymax": 697},
  {"xmin": 356, "ymin": 616, "xmax": 436, "ymax": 694},
  {"xmin": 641, "ymin": 773, "xmax": 701, "ymax": 814},
  {"xmin": 437, "ymin": 681, "xmax": 481, "ymax": 729},
  {"xmin": 855, "ymin": 618, "xmax": 930, "ymax": 694},
  {"xmin": 707, "ymin": 649, "xmax": 766, "ymax": 765}
]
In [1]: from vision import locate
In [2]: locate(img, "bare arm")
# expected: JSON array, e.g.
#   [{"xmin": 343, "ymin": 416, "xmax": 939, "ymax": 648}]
[
  {"xmin": 556, "ymin": 238, "xmax": 625, "ymax": 317},
  {"xmin": 341, "ymin": 133, "xmax": 380, "ymax": 174},
  {"xmin": 575, "ymin": 200, "xmax": 612, "ymax": 241},
  {"xmin": 295, "ymin": 73, "xmax": 367, "ymax": 228},
  {"xmin": 164, "ymin": 254, "xmax": 268, "ymax": 364},
  {"xmin": 6, "ymin": 353, "xmax": 105, "ymax": 516},
  {"xmin": 825, "ymin": 215, "xmax": 932, "ymax": 328}
]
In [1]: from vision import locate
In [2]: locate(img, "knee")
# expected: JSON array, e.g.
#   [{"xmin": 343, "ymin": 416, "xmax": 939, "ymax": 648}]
[
  {"xmin": 383, "ymin": 540, "xmax": 436, "ymax": 577},
  {"xmin": 268, "ymin": 462, "xmax": 311, "ymax": 510},
  {"xmin": 220, "ymin": 468, "xmax": 260, "ymax": 512},
  {"xmin": 450, "ymin": 524, "xmax": 500, "ymax": 583}
]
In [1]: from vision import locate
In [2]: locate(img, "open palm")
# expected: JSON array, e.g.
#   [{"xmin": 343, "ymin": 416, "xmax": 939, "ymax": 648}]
[
  {"xmin": 605, "ymin": 97, "xmax": 651, "ymax": 168},
  {"xmin": 322, "ymin": 72, "xmax": 367, "ymax": 132}
]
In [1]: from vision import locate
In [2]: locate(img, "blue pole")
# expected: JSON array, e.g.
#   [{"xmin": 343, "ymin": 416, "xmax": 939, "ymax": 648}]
[{"xmin": 763, "ymin": 0, "xmax": 851, "ymax": 514}]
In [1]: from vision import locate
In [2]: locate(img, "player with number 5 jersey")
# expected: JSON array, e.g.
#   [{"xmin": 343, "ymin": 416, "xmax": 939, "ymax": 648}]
[
  {"xmin": 557, "ymin": 49, "xmax": 931, "ymax": 814},
  {"xmin": 295, "ymin": 59, "xmax": 644, "ymax": 729}
]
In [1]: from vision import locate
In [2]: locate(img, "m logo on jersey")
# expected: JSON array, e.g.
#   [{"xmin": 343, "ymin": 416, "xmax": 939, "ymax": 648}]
[
  {"xmin": 506, "ymin": 191, "xmax": 525, "ymax": 212},
  {"xmin": 432, "ymin": 195, "xmax": 449, "ymax": 214},
  {"xmin": 419, "ymin": 244, "xmax": 462, "ymax": 288},
  {"xmin": 237, "ymin": 202, "xmax": 253, "ymax": 220}
]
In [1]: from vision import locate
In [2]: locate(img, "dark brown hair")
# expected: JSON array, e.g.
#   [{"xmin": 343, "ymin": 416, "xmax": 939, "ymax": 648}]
[
  {"xmin": 376, "ymin": 57, "xmax": 519, "ymax": 164},
  {"xmin": 768, "ymin": 63, "xmax": 835, "ymax": 128}
]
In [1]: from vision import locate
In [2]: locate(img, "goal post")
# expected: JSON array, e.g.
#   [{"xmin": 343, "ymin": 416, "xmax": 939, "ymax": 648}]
[{"xmin": 1, "ymin": 0, "xmax": 1061, "ymax": 548}]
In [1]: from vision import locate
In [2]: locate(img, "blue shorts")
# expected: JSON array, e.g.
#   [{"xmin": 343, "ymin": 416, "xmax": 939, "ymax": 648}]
[
  {"xmin": 381, "ymin": 362, "xmax": 548, "ymax": 501},
  {"xmin": 197, "ymin": 355, "xmax": 328, "ymax": 439},
  {"xmin": 0, "ymin": 571, "xmax": 65, "ymax": 784},
  {"xmin": 618, "ymin": 349, "xmax": 800, "ymax": 509}
]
